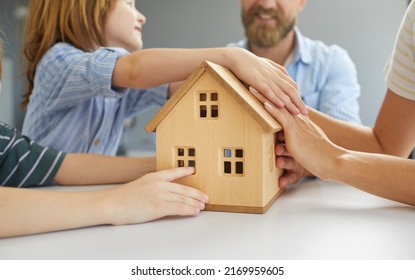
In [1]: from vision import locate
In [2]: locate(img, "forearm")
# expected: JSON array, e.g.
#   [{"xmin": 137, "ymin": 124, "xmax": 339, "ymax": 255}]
[
  {"xmin": 54, "ymin": 154, "xmax": 156, "ymax": 185},
  {"xmin": 331, "ymin": 150, "xmax": 415, "ymax": 206},
  {"xmin": 113, "ymin": 48, "xmax": 235, "ymax": 88},
  {"xmin": 168, "ymin": 81, "xmax": 184, "ymax": 98},
  {"xmin": 0, "ymin": 187, "xmax": 111, "ymax": 237},
  {"xmin": 308, "ymin": 107, "xmax": 383, "ymax": 153}
]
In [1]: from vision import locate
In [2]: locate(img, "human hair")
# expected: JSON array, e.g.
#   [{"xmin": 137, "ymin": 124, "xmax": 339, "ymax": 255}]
[{"xmin": 21, "ymin": 0, "xmax": 117, "ymax": 109}]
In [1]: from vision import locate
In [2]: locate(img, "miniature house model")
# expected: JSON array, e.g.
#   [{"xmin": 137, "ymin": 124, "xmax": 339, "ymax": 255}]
[{"xmin": 145, "ymin": 61, "xmax": 283, "ymax": 213}]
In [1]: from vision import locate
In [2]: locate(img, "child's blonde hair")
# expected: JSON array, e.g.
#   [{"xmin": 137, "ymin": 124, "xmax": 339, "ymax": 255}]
[{"xmin": 21, "ymin": 0, "xmax": 117, "ymax": 109}]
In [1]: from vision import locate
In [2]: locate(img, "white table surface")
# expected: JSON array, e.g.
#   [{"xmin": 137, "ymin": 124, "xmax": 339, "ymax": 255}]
[{"xmin": 1, "ymin": 179, "xmax": 414, "ymax": 260}]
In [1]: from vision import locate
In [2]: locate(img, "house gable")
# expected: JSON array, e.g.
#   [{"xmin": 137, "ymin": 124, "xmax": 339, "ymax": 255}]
[{"xmin": 145, "ymin": 61, "xmax": 281, "ymax": 134}]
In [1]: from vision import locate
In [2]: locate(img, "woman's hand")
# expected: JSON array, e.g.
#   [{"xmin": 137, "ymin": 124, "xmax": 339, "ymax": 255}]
[
  {"xmin": 275, "ymin": 131, "xmax": 314, "ymax": 188},
  {"xmin": 228, "ymin": 48, "xmax": 308, "ymax": 115},
  {"xmin": 262, "ymin": 101, "xmax": 343, "ymax": 181}
]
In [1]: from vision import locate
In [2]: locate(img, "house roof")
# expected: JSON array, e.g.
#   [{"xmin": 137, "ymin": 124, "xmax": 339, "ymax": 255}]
[{"xmin": 145, "ymin": 60, "xmax": 282, "ymax": 133}]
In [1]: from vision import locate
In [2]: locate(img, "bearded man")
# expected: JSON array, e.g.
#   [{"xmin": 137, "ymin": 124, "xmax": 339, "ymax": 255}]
[
  {"xmin": 228, "ymin": 0, "xmax": 362, "ymax": 187},
  {"xmin": 228, "ymin": 0, "xmax": 361, "ymax": 124}
]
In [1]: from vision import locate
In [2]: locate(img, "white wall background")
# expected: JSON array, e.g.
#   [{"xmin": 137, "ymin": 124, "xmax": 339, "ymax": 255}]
[
  {"xmin": 298, "ymin": 0, "xmax": 407, "ymax": 126},
  {"xmin": 0, "ymin": 0, "xmax": 27, "ymax": 129},
  {"xmin": 0, "ymin": 58, "xmax": 14, "ymax": 125}
]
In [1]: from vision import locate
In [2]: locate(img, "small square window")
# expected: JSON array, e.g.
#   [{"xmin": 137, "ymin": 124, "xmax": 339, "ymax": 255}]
[
  {"xmin": 224, "ymin": 149, "xmax": 232, "ymax": 158},
  {"xmin": 178, "ymin": 148, "xmax": 184, "ymax": 156},
  {"xmin": 224, "ymin": 161, "xmax": 232, "ymax": 174},
  {"xmin": 200, "ymin": 105, "xmax": 207, "ymax": 118},
  {"xmin": 235, "ymin": 149, "xmax": 244, "ymax": 158},
  {"xmin": 178, "ymin": 160, "xmax": 184, "ymax": 167},
  {"xmin": 188, "ymin": 160, "xmax": 195, "ymax": 168},
  {"xmin": 188, "ymin": 148, "xmax": 195, "ymax": 157},
  {"xmin": 211, "ymin": 92, "xmax": 218, "ymax": 101},
  {"xmin": 236, "ymin": 162, "xmax": 244, "ymax": 174},
  {"xmin": 211, "ymin": 105, "xmax": 218, "ymax": 118},
  {"xmin": 199, "ymin": 93, "xmax": 207, "ymax": 101}
]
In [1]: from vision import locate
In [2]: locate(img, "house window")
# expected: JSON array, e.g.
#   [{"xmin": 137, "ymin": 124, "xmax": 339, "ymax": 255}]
[
  {"xmin": 176, "ymin": 147, "xmax": 196, "ymax": 173},
  {"xmin": 197, "ymin": 91, "xmax": 219, "ymax": 119},
  {"xmin": 222, "ymin": 148, "xmax": 244, "ymax": 176}
]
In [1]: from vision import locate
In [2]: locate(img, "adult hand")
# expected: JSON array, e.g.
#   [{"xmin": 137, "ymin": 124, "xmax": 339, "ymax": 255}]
[
  {"xmin": 229, "ymin": 48, "xmax": 308, "ymax": 115},
  {"xmin": 259, "ymin": 100, "xmax": 343, "ymax": 181},
  {"xmin": 107, "ymin": 167, "xmax": 209, "ymax": 225},
  {"xmin": 275, "ymin": 131, "xmax": 314, "ymax": 188}
]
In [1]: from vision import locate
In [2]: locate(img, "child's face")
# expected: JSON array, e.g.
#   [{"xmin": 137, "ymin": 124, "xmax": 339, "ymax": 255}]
[{"xmin": 104, "ymin": 0, "xmax": 146, "ymax": 52}]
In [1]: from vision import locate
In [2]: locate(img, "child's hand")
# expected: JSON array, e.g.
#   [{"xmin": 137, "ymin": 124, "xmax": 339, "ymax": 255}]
[{"xmin": 107, "ymin": 167, "xmax": 209, "ymax": 225}]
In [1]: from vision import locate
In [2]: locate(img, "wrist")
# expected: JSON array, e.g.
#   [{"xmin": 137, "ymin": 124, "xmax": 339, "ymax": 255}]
[
  {"xmin": 91, "ymin": 188, "xmax": 119, "ymax": 226},
  {"xmin": 324, "ymin": 146, "xmax": 350, "ymax": 182},
  {"xmin": 223, "ymin": 47, "xmax": 244, "ymax": 70}
]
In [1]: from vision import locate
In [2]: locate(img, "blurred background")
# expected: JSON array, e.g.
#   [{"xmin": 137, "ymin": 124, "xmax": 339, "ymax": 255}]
[{"xmin": 0, "ymin": 0, "xmax": 409, "ymax": 155}]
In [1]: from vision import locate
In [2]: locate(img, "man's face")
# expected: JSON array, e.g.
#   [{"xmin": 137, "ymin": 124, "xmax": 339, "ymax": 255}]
[{"xmin": 241, "ymin": 0, "xmax": 299, "ymax": 48}]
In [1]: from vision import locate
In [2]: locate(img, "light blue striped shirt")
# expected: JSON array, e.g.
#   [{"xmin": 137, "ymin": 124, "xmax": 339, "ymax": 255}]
[
  {"xmin": 22, "ymin": 43, "xmax": 168, "ymax": 155},
  {"xmin": 228, "ymin": 28, "xmax": 361, "ymax": 124}
]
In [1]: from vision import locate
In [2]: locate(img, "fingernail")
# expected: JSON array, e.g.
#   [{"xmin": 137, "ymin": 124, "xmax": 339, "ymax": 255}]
[
  {"xmin": 264, "ymin": 101, "xmax": 274, "ymax": 109},
  {"xmin": 188, "ymin": 166, "xmax": 196, "ymax": 173},
  {"xmin": 203, "ymin": 194, "xmax": 209, "ymax": 202},
  {"xmin": 200, "ymin": 203, "xmax": 205, "ymax": 210}
]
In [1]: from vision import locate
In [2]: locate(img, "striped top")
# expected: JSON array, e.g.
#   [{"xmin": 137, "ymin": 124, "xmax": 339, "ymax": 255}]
[
  {"xmin": 22, "ymin": 43, "xmax": 168, "ymax": 155},
  {"xmin": 0, "ymin": 122, "xmax": 65, "ymax": 187},
  {"xmin": 385, "ymin": 1, "xmax": 415, "ymax": 101},
  {"xmin": 228, "ymin": 27, "xmax": 361, "ymax": 124}
]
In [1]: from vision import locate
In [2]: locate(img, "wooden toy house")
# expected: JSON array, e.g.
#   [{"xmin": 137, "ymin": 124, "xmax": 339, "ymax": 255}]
[{"xmin": 145, "ymin": 61, "xmax": 283, "ymax": 213}]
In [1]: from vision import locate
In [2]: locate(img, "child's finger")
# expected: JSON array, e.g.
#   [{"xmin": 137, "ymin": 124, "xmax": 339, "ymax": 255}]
[
  {"xmin": 165, "ymin": 182, "xmax": 209, "ymax": 203},
  {"xmin": 162, "ymin": 202, "xmax": 202, "ymax": 217},
  {"xmin": 162, "ymin": 188, "xmax": 206, "ymax": 210},
  {"xmin": 154, "ymin": 167, "xmax": 195, "ymax": 181}
]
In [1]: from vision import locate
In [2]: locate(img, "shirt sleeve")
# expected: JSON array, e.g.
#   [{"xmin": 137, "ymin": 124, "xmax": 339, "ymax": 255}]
[
  {"xmin": 0, "ymin": 123, "xmax": 66, "ymax": 187},
  {"xmin": 123, "ymin": 85, "xmax": 168, "ymax": 119},
  {"xmin": 385, "ymin": 1, "xmax": 415, "ymax": 101},
  {"xmin": 317, "ymin": 45, "xmax": 362, "ymax": 124},
  {"xmin": 35, "ymin": 44, "xmax": 128, "ymax": 111}
]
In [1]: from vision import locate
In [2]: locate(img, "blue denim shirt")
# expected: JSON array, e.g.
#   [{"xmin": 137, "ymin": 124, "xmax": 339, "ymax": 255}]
[
  {"xmin": 228, "ymin": 28, "xmax": 361, "ymax": 124},
  {"xmin": 22, "ymin": 43, "xmax": 168, "ymax": 155}
]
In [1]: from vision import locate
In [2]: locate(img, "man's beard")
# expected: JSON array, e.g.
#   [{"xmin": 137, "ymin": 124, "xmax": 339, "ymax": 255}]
[{"xmin": 242, "ymin": 6, "xmax": 296, "ymax": 48}]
